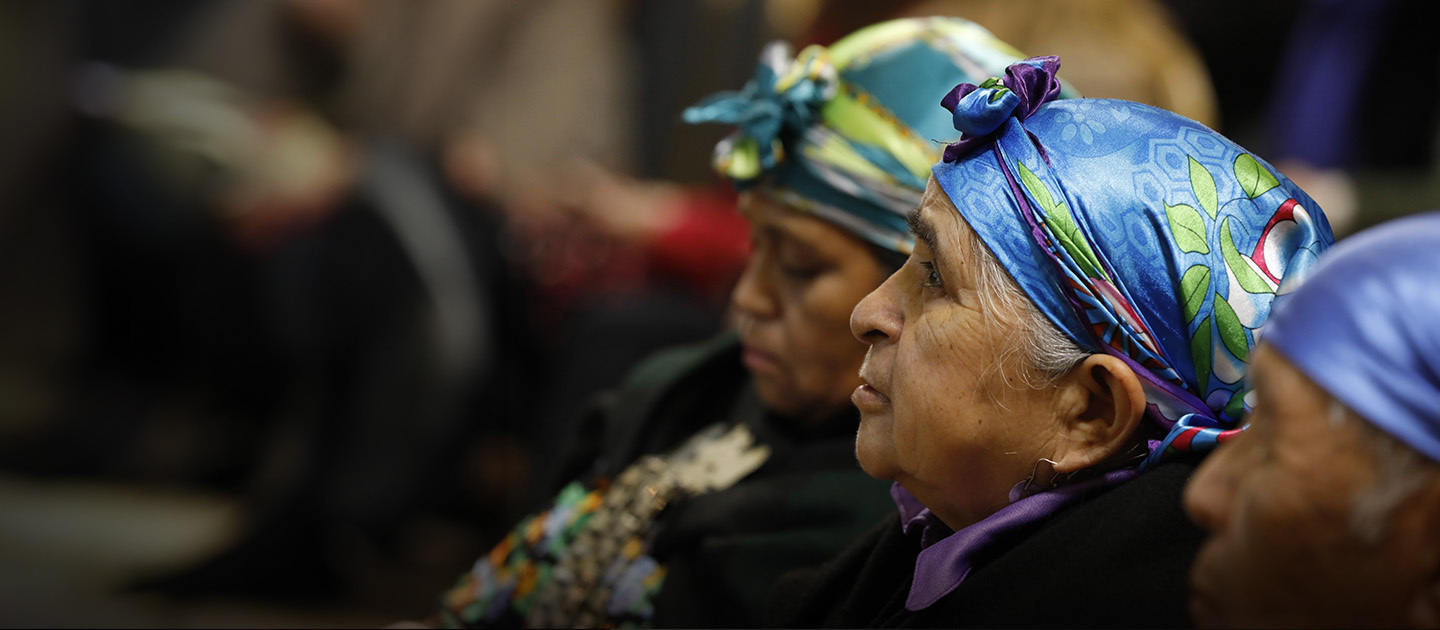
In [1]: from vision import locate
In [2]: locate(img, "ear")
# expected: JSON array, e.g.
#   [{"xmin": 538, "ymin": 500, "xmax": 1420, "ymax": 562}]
[{"xmin": 1050, "ymin": 353, "xmax": 1147, "ymax": 474}]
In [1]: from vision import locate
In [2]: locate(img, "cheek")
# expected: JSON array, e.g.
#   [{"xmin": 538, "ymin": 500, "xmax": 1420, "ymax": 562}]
[
  {"xmin": 884, "ymin": 317, "xmax": 1060, "ymax": 512},
  {"xmin": 786, "ymin": 276, "xmax": 872, "ymax": 380},
  {"xmin": 886, "ymin": 313, "xmax": 985, "ymax": 454},
  {"xmin": 1217, "ymin": 478, "xmax": 1377, "ymax": 616},
  {"xmin": 888, "ymin": 362, "xmax": 971, "ymax": 475},
  {"xmin": 1188, "ymin": 476, "xmax": 1308, "ymax": 626}
]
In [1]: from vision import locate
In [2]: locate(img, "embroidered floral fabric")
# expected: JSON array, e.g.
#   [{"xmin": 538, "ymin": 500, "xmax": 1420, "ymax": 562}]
[{"xmin": 437, "ymin": 423, "xmax": 770, "ymax": 629}]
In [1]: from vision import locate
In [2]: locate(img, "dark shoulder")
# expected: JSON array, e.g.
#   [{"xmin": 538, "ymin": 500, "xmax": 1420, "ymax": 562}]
[
  {"xmin": 918, "ymin": 460, "xmax": 1202, "ymax": 629},
  {"xmin": 767, "ymin": 513, "xmax": 918, "ymax": 628},
  {"xmin": 616, "ymin": 331, "xmax": 742, "ymax": 393},
  {"xmin": 564, "ymin": 332, "xmax": 746, "ymax": 480}
]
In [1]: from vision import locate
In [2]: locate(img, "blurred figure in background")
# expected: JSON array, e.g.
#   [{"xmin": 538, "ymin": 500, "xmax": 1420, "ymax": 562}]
[
  {"xmin": 1261, "ymin": 0, "xmax": 1440, "ymax": 235},
  {"xmin": 4, "ymin": 0, "xmax": 650, "ymax": 606},
  {"xmin": 1, "ymin": 2, "xmax": 799, "ymax": 622},
  {"xmin": 897, "ymin": 0, "xmax": 1217, "ymax": 126},
  {"xmin": 789, "ymin": 0, "xmax": 1216, "ymax": 127}
]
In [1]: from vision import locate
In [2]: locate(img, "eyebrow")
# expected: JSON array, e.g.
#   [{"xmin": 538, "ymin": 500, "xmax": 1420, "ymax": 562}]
[{"xmin": 907, "ymin": 206, "xmax": 951, "ymax": 270}]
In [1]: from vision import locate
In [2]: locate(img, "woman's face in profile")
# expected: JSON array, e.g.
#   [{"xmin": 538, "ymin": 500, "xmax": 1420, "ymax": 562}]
[
  {"xmin": 731, "ymin": 192, "xmax": 888, "ymax": 426},
  {"xmin": 849, "ymin": 179, "xmax": 1068, "ymax": 530},
  {"xmin": 1184, "ymin": 346, "xmax": 1436, "ymax": 629}
]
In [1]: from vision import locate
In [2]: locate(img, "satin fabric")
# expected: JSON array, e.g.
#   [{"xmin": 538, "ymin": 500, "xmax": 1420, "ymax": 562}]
[
  {"xmin": 895, "ymin": 469, "xmax": 1136, "ymax": 611},
  {"xmin": 932, "ymin": 57, "xmax": 1335, "ymax": 465},
  {"xmin": 1266, "ymin": 211, "xmax": 1440, "ymax": 464},
  {"xmin": 682, "ymin": 17, "xmax": 1075, "ymax": 254}
]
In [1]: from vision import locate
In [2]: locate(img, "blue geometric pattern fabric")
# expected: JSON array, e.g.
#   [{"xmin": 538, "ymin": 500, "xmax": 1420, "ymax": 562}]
[{"xmin": 932, "ymin": 58, "xmax": 1334, "ymax": 466}]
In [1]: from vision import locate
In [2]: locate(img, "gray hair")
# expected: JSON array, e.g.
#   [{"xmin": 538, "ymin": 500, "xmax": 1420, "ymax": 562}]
[
  {"xmin": 965, "ymin": 226, "xmax": 1090, "ymax": 389},
  {"xmin": 964, "ymin": 230, "xmax": 1168, "ymax": 474},
  {"xmin": 1332, "ymin": 398, "xmax": 1440, "ymax": 546}
]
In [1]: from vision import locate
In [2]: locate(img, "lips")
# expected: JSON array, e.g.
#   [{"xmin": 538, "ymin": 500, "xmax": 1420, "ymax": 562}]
[
  {"xmin": 741, "ymin": 342, "xmax": 782, "ymax": 375},
  {"xmin": 852, "ymin": 378, "xmax": 891, "ymax": 412}
]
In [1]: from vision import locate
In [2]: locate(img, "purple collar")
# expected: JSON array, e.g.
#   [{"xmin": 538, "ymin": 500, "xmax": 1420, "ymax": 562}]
[{"xmin": 892, "ymin": 467, "xmax": 1138, "ymax": 611}]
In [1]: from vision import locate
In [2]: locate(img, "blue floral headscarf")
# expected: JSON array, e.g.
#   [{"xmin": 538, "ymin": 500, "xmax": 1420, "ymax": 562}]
[
  {"xmin": 932, "ymin": 57, "xmax": 1335, "ymax": 467},
  {"xmin": 683, "ymin": 17, "xmax": 1076, "ymax": 254}
]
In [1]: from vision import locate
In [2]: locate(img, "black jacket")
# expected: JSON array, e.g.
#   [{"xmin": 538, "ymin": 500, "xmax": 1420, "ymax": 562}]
[{"xmin": 768, "ymin": 460, "xmax": 1204, "ymax": 628}]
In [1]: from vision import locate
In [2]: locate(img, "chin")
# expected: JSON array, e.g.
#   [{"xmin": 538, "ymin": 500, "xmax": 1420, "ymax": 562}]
[
  {"xmin": 854, "ymin": 431, "xmax": 896, "ymax": 480},
  {"xmin": 751, "ymin": 375, "xmax": 792, "ymax": 412}
]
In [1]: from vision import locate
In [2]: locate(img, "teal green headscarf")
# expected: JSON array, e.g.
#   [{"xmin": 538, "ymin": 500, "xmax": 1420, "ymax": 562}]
[{"xmin": 684, "ymin": 16, "xmax": 1077, "ymax": 254}]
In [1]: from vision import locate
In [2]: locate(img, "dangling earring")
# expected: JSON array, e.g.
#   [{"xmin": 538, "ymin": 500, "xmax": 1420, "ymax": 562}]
[{"xmin": 1020, "ymin": 457, "xmax": 1069, "ymax": 496}]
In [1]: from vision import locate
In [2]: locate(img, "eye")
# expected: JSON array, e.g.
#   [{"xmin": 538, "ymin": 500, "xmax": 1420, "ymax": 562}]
[
  {"xmin": 779, "ymin": 261, "xmax": 824, "ymax": 280},
  {"xmin": 918, "ymin": 261, "xmax": 943, "ymax": 289},
  {"xmin": 775, "ymin": 240, "xmax": 828, "ymax": 280}
]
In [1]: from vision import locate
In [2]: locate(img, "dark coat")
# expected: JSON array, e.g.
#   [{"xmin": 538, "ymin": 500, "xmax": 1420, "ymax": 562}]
[
  {"xmin": 440, "ymin": 333, "xmax": 895, "ymax": 629},
  {"xmin": 767, "ymin": 460, "xmax": 1205, "ymax": 629},
  {"xmin": 602, "ymin": 334, "xmax": 895, "ymax": 628}
]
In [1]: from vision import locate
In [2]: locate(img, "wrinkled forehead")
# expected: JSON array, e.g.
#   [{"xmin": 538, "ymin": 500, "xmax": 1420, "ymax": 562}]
[
  {"xmin": 918, "ymin": 176, "xmax": 955, "ymax": 216},
  {"xmin": 1250, "ymin": 346, "xmax": 1349, "ymax": 440},
  {"xmin": 913, "ymin": 177, "xmax": 977, "ymax": 258}
]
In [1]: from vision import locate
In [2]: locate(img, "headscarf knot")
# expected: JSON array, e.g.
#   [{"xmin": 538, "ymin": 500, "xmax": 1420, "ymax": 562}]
[
  {"xmin": 682, "ymin": 43, "xmax": 837, "ymax": 185},
  {"xmin": 940, "ymin": 56, "xmax": 1063, "ymax": 162}
]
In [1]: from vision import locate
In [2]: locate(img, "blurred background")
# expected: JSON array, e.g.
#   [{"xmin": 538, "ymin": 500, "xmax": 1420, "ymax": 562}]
[{"xmin": 0, "ymin": 0, "xmax": 1436, "ymax": 626}]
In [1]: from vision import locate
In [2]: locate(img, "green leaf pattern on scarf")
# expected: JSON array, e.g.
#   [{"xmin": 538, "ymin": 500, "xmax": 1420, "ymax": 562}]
[
  {"xmin": 1233, "ymin": 153, "xmax": 1279, "ymax": 200},
  {"xmin": 1179, "ymin": 264, "xmax": 1210, "ymax": 325},
  {"xmin": 1220, "ymin": 218, "xmax": 1277, "ymax": 295},
  {"xmin": 1017, "ymin": 161, "xmax": 1105, "ymax": 280},
  {"xmin": 1213, "ymin": 292, "xmax": 1250, "ymax": 364},
  {"xmin": 1165, "ymin": 151, "xmax": 1284, "ymax": 399},
  {"xmin": 1189, "ymin": 156, "xmax": 1218, "ymax": 218},
  {"xmin": 1224, "ymin": 389, "xmax": 1247, "ymax": 420},
  {"xmin": 1166, "ymin": 203, "xmax": 1210, "ymax": 254}
]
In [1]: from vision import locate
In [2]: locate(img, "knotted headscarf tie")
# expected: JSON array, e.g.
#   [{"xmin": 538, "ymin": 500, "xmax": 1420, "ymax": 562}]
[
  {"xmin": 941, "ymin": 56, "xmax": 1063, "ymax": 161},
  {"xmin": 683, "ymin": 43, "xmax": 838, "ymax": 181},
  {"xmin": 931, "ymin": 57, "xmax": 1335, "ymax": 468},
  {"xmin": 684, "ymin": 17, "xmax": 1077, "ymax": 254}
]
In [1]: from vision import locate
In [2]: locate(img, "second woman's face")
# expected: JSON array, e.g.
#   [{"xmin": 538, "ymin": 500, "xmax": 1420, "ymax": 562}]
[
  {"xmin": 731, "ymin": 192, "xmax": 888, "ymax": 426},
  {"xmin": 849, "ymin": 178, "xmax": 1068, "ymax": 530}
]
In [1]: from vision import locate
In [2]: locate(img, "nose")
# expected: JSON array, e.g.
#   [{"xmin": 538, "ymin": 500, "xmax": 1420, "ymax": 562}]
[
  {"xmin": 731, "ymin": 249, "xmax": 779, "ymax": 321},
  {"xmin": 1183, "ymin": 433, "xmax": 1244, "ymax": 533},
  {"xmin": 850, "ymin": 269, "xmax": 903, "ymax": 345}
]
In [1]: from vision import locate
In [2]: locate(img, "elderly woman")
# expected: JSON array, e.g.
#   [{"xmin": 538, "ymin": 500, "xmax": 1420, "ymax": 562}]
[
  {"xmin": 770, "ymin": 57, "xmax": 1334, "ymax": 628},
  {"xmin": 1185, "ymin": 211, "xmax": 1440, "ymax": 628},
  {"xmin": 431, "ymin": 18, "xmax": 1056, "ymax": 629}
]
